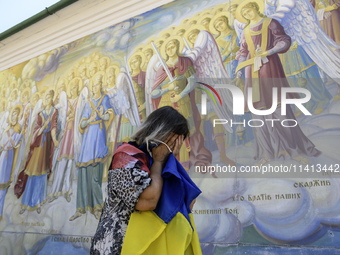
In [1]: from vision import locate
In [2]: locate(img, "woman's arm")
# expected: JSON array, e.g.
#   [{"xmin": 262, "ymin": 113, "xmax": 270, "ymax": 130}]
[{"xmin": 135, "ymin": 160, "xmax": 164, "ymax": 211}]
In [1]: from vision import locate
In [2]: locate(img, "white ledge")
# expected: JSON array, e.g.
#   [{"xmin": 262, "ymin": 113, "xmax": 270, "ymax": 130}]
[{"xmin": 0, "ymin": 0, "xmax": 173, "ymax": 72}]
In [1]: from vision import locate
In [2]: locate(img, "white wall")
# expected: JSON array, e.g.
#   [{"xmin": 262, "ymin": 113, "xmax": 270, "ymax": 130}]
[{"xmin": 0, "ymin": 0, "xmax": 173, "ymax": 72}]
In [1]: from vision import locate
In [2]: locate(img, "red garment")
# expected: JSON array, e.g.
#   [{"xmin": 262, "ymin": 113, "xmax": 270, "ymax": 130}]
[
  {"xmin": 152, "ymin": 56, "xmax": 193, "ymax": 110},
  {"xmin": 111, "ymin": 143, "xmax": 150, "ymax": 174},
  {"xmin": 132, "ymin": 71, "xmax": 146, "ymax": 89},
  {"xmin": 236, "ymin": 19, "xmax": 293, "ymax": 111},
  {"xmin": 14, "ymin": 108, "xmax": 58, "ymax": 198},
  {"xmin": 151, "ymin": 56, "xmax": 212, "ymax": 167}
]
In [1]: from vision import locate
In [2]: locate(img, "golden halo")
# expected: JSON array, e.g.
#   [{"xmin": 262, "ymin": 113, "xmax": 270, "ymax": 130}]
[
  {"xmin": 91, "ymin": 51, "xmax": 103, "ymax": 61},
  {"xmin": 142, "ymin": 45, "xmax": 155, "ymax": 63},
  {"xmin": 30, "ymin": 92, "xmax": 41, "ymax": 106},
  {"xmin": 180, "ymin": 18, "xmax": 190, "ymax": 25},
  {"xmin": 67, "ymin": 67, "xmax": 78, "ymax": 79},
  {"xmin": 110, "ymin": 60, "xmax": 122, "ymax": 67},
  {"xmin": 87, "ymin": 60, "xmax": 100, "ymax": 78},
  {"xmin": 197, "ymin": 14, "xmax": 213, "ymax": 27},
  {"xmin": 193, "ymin": 12, "xmax": 202, "ymax": 19},
  {"xmin": 78, "ymin": 63, "xmax": 87, "ymax": 74},
  {"xmin": 106, "ymin": 64, "xmax": 120, "ymax": 87},
  {"xmin": 212, "ymin": 4, "xmax": 225, "ymax": 15},
  {"xmin": 160, "ymin": 36, "xmax": 185, "ymax": 60},
  {"xmin": 147, "ymin": 36, "xmax": 158, "ymax": 45},
  {"xmin": 235, "ymin": 0, "xmax": 265, "ymax": 24},
  {"xmin": 1, "ymin": 98, "xmax": 7, "ymax": 110},
  {"xmin": 67, "ymin": 77, "xmax": 84, "ymax": 97},
  {"xmin": 159, "ymin": 30, "xmax": 172, "ymax": 39},
  {"xmin": 225, "ymin": 1, "xmax": 241, "ymax": 12},
  {"xmin": 128, "ymin": 52, "xmax": 146, "ymax": 72},
  {"xmin": 209, "ymin": 12, "xmax": 232, "ymax": 35},
  {"xmin": 199, "ymin": 10, "xmax": 212, "ymax": 17},
  {"xmin": 20, "ymin": 87, "xmax": 31, "ymax": 103},
  {"xmin": 187, "ymin": 18, "xmax": 198, "ymax": 26},
  {"xmin": 90, "ymin": 71, "xmax": 106, "ymax": 92},
  {"xmin": 10, "ymin": 104, "xmax": 23, "ymax": 122},
  {"xmin": 99, "ymin": 56, "xmax": 111, "ymax": 69},
  {"xmin": 134, "ymin": 44, "xmax": 146, "ymax": 53},
  {"xmin": 9, "ymin": 88, "xmax": 19, "ymax": 100},
  {"xmin": 173, "ymin": 25, "xmax": 189, "ymax": 37},
  {"xmin": 142, "ymin": 44, "xmax": 154, "ymax": 55},
  {"xmin": 184, "ymin": 25, "xmax": 206, "ymax": 44},
  {"xmin": 56, "ymin": 77, "xmax": 67, "ymax": 91},
  {"xmin": 154, "ymin": 38, "xmax": 165, "ymax": 50}
]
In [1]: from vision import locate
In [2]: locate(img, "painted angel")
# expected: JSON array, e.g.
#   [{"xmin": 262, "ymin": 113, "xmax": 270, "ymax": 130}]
[
  {"xmin": 234, "ymin": 0, "xmax": 321, "ymax": 164},
  {"xmin": 49, "ymin": 84, "xmax": 75, "ymax": 203},
  {"xmin": 0, "ymin": 105, "xmax": 22, "ymax": 221},
  {"xmin": 69, "ymin": 70, "xmax": 140, "ymax": 221},
  {"xmin": 0, "ymin": 99, "xmax": 9, "ymax": 138},
  {"xmin": 11, "ymin": 88, "xmax": 33, "ymax": 183},
  {"xmin": 264, "ymin": 0, "xmax": 340, "ymax": 98},
  {"xmin": 117, "ymin": 52, "xmax": 147, "ymax": 144},
  {"xmin": 145, "ymin": 33, "xmax": 238, "ymax": 169},
  {"xmin": 15, "ymin": 89, "xmax": 59, "ymax": 214}
]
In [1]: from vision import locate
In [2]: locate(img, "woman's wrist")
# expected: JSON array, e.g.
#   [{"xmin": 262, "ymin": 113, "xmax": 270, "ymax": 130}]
[{"xmin": 151, "ymin": 160, "xmax": 166, "ymax": 171}]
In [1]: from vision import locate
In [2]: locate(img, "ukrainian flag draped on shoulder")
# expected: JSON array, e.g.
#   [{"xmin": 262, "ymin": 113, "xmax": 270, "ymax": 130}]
[{"xmin": 121, "ymin": 152, "xmax": 202, "ymax": 255}]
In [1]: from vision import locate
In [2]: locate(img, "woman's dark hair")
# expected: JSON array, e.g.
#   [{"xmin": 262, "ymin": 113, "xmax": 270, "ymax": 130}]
[{"xmin": 131, "ymin": 106, "xmax": 189, "ymax": 145}]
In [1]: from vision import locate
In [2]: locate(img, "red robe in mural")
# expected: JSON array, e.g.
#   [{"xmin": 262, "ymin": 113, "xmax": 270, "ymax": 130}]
[
  {"xmin": 236, "ymin": 18, "xmax": 321, "ymax": 160},
  {"xmin": 152, "ymin": 56, "xmax": 212, "ymax": 168}
]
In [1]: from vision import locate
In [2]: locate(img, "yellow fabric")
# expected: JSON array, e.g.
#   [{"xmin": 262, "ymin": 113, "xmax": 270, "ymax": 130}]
[{"xmin": 121, "ymin": 211, "xmax": 202, "ymax": 255}]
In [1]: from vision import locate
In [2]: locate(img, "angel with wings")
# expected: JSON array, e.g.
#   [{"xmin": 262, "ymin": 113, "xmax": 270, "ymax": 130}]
[
  {"xmin": 235, "ymin": 0, "xmax": 321, "ymax": 164},
  {"xmin": 264, "ymin": 0, "xmax": 340, "ymax": 100},
  {"xmin": 48, "ymin": 78, "xmax": 84, "ymax": 203},
  {"xmin": 117, "ymin": 52, "xmax": 147, "ymax": 144},
  {"xmin": 68, "ymin": 69, "xmax": 141, "ymax": 221},
  {"xmin": 0, "ymin": 99, "xmax": 9, "ymax": 137},
  {"xmin": 209, "ymin": 12, "xmax": 240, "ymax": 79},
  {"xmin": 0, "ymin": 104, "xmax": 22, "ymax": 221},
  {"xmin": 309, "ymin": 0, "xmax": 340, "ymax": 46},
  {"xmin": 17, "ymin": 89, "xmax": 59, "ymax": 214},
  {"xmin": 11, "ymin": 88, "xmax": 33, "ymax": 184},
  {"xmin": 146, "ymin": 35, "xmax": 213, "ymax": 169},
  {"xmin": 69, "ymin": 72, "xmax": 114, "ymax": 221}
]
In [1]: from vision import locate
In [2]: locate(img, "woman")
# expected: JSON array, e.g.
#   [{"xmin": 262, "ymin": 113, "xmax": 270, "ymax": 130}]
[
  {"xmin": 90, "ymin": 106, "xmax": 201, "ymax": 255},
  {"xmin": 235, "ymin": 1, "xmax": 320, "ymax": 164}
]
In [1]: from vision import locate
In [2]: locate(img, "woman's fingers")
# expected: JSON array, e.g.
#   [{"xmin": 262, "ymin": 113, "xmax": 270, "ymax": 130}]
[
  {"xmin": 163, "ymin": 133, "xmax": 176, "ymax": 144},
  {"xmin": 173, "ymin": 135, "xmax": 184, "ymax": 156},
  {"xmin": 167, "ymin": 134, "xmax": 179, "ymax": 151}
]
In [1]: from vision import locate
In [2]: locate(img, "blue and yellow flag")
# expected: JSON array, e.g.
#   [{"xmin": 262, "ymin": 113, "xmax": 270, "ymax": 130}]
[{"xmin": 121, "ymin": 154, "xmax": 202, "ymax": 255}]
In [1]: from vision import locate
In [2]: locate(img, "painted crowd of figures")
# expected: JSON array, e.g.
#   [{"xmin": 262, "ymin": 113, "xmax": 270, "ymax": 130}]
[{"xmin": 0, "ymin": 0, "xmax": 340, "ymax": 222}]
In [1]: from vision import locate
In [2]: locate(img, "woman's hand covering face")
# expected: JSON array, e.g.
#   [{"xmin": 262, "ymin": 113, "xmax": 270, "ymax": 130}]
[{"xmin": 152, "ymin": 134, "xmax": 184, "ymax": 164}]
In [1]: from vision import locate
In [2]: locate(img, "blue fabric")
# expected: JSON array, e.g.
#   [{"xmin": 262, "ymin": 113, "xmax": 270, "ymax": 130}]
[
  {"xmin": 78, "ymin": 95, "xmax": 112, "ymax": 164},
  {"xmin": 0, "ymin": 149, "xmax": 14, "ymax": 184},
  {"xmin": 0, "ymin": 189, "xmax": 6, "ymax": 216},
  {"xmin": 135, "ymin": 142, "xmax": 201, "ymax": 226},
  {"xmin": 21, "ymin": 174, "xmax": 48, "ymax": 208},
  {"xmin": 153, "ymin": 154, "xmax": 201, "ymax": 226}
]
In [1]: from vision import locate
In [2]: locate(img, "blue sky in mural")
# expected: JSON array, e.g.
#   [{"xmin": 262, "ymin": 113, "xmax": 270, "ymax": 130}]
[{"xmin": 0, "ymin": 0, "xmax": 60, "ymax": 33}]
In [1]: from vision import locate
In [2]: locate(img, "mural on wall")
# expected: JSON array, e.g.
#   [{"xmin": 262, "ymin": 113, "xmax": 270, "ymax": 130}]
[{"xmin": 1, "ymin": 0, "xmax": 340, "ymax": 253}]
